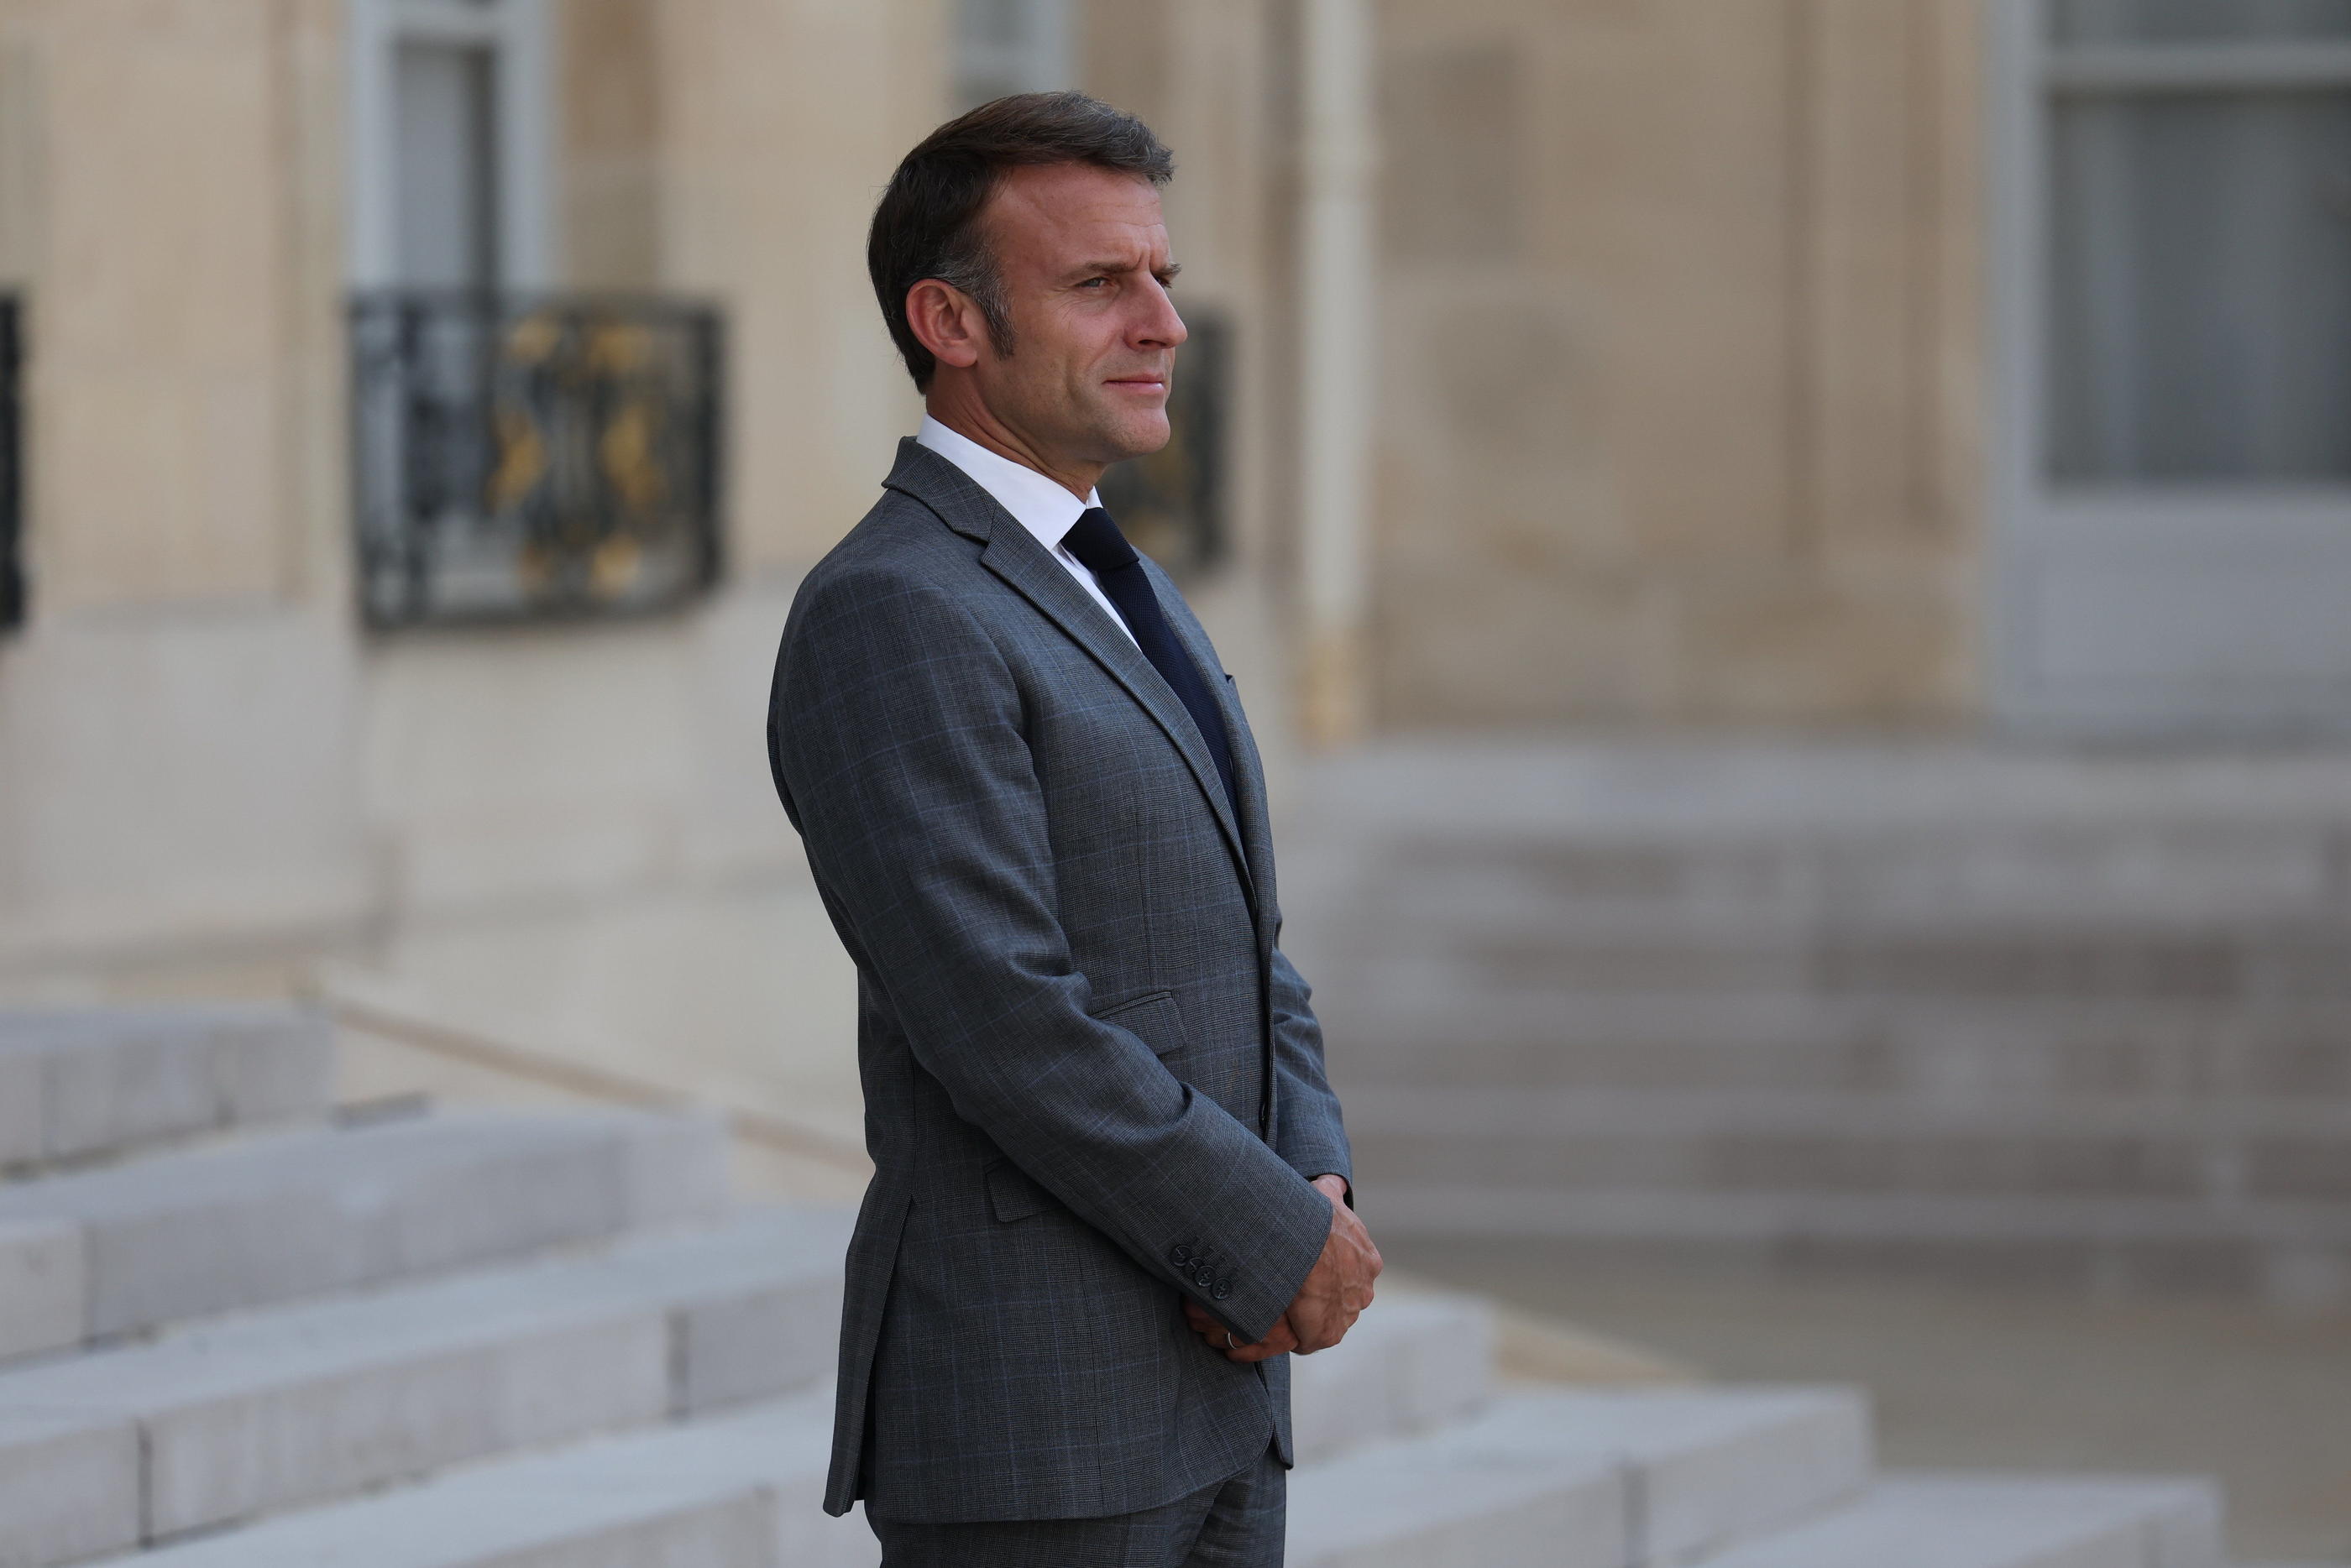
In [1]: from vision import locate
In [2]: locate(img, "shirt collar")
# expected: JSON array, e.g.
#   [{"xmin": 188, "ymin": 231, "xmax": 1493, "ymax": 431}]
[{"xmin": 915, "ymin": 414, "xmax": 1100, "ymax": 557}]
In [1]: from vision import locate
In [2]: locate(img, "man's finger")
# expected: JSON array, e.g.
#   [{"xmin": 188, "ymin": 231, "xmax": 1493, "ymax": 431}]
[
  {"xmin": 1181, "ymin": 1302, "xmax": 1243, "ymax": 1346},
  {"xmin": 1182, "ymin": 1301, "xmax": 1237, "ymax": 1345},
  {"xmin": 1291, "ymin": 1308, "xmax": 1359, "ymax": 1355},
  {"xmin": 1223, "ymin": 1317, "xmax": 1299, "ymax": 1362}
]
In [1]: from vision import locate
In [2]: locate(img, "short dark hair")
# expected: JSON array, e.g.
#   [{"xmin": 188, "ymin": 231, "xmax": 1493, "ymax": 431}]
[{"xmin": 867, "ymin": 91, "xmax": 1175, "ymax": 391}]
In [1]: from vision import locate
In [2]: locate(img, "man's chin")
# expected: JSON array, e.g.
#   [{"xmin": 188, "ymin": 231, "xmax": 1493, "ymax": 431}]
[{"xmin": 1092, "ymin": 410, "xmax": 1173, "ymax": 463}]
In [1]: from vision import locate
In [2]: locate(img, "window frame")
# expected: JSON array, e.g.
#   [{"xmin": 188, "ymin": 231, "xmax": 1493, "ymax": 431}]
[
  {"xmin": 1986, "ymin": 0, "xmax": 2351, "ymax": 736},
  {"xmin": 347, "ymin": 0, "xmax": 553, "ymax": 290}
]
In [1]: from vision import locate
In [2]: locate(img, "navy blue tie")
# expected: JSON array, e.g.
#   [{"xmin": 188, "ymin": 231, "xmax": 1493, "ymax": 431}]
[{"xmin": 1060, "ymin": 507, "xmax": 1243, "ymax": 828}]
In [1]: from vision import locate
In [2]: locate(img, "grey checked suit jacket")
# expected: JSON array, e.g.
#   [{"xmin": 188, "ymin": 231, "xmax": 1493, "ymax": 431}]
[{"xmin": 765, "ymin": 438, "xmax": 1354, "ymax": 1524}]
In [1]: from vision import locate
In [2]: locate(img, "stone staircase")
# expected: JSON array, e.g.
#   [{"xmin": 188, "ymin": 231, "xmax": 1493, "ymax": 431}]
[
  {"xmin": 1282, "ymin": 741, "xmax": 2351, "ymax": 1299},
  {"xmin": 0, "ymin": 1004, "xmax": 2228, "ymax": 1565}
]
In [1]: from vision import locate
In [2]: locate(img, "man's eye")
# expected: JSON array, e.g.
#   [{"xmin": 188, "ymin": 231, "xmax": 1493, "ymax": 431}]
[{"xmin": 1078, "ymin": 277, "xmax": 1109, "ymax": 289}]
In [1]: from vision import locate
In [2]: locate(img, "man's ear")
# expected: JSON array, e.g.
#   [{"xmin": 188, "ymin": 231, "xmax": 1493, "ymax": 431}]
[{"xmin": 906, "ymin": 280, "xmax": 985, "ymax": 372}]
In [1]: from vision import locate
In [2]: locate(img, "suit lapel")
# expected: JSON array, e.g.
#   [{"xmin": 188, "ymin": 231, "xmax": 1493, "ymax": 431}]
[{"xmin": 882, "ymin": 441, "xmax": 1257, "ymax": 903}]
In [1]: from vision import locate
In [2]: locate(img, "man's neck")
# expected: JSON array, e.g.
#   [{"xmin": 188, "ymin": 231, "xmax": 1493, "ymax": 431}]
[{"xmin": 923, "ymin": 394, "xmax": 1102, "ymax": 502}]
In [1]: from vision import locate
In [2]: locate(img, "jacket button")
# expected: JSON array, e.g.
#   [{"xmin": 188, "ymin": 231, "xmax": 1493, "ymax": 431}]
[
  {"xmin": 1170, "ymin": 1245, "xmax": 1191, "ymax": 1267},
  {"xmin": 1212, "ymin": 1281, "xmax": 1233, "ymax": 1301}
]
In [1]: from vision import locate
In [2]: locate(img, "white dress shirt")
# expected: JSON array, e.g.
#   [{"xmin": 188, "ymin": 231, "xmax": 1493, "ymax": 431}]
[{"xmin": 915, "ymin": 415, "xmax": 1139, "ymax": 648}]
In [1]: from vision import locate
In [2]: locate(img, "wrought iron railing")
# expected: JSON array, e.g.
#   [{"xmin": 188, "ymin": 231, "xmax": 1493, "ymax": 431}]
[
  {"xmin": 350, "ymin": 292, "xmax": 723, "ymax": 628},
  {"xmin": 1, "ymin": 294, "xmax": 23, "ymax": 633},
  {"xmin": 1100, "ymin": 311, "xmax": 1228, "ymax": 576}
]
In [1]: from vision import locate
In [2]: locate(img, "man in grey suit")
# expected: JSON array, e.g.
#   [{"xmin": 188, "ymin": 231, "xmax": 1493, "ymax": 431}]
[{"xmin": 766, "ymin": 91, "xmax": 1380, "ymax": 1565}]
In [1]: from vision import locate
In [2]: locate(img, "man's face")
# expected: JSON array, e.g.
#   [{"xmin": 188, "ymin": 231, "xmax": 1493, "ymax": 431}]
[{"xmin": 967, "ymin": 162, "xmax": 1186, "ymax": 467}]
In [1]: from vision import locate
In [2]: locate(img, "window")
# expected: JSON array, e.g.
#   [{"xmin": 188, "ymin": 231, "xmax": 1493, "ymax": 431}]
[
  {"xmin": 394, "ymin": 37, "xmax": 500, "ymax": 289},
  {"xmin": 1989, "ymin": 0, "xmax": 2351, "ymax": 734},
  {"xmin": 954, "ymin": 0, "xmax": 1076, "ymax": 112},
  {"xmin": 348, "ymin": 0, "xmax": 550, "ymax": 290},
  {"xmin": 2044, "ymin": 0, "xmax": 2351, "ymax": 482},
  {"xmin": 345, "ymin": 0, "xmax": 723, "ymax": 627}
]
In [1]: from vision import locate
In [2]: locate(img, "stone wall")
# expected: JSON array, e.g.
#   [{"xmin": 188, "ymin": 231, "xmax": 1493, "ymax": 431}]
[
  {"xmin": 0, "ymin": 0, "xmax": 1318, "ymax": 979},
  {"xmin": 0, "ymin": 0, "xmax": 373, "ymax": 975},
  {"xmin": 356, "ymin": 0, "xmax": 951, "ymax": 922},
  {"xmin": 1369, "ymin": 0, "xmax": 1986, "ymax": 729},
  {"xmin": 0, "ymin": 0, "xmax": 950, "ymax": 972}
]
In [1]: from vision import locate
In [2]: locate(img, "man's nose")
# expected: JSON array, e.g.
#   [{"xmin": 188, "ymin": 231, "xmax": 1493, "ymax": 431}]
[{"xmin": 1132, "ymin": 280, "xmax": 1187, "ymax": 350}]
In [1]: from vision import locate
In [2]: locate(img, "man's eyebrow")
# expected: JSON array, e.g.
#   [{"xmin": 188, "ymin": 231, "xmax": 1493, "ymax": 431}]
[{"xmin": 1068, "ymin": 259, "xmax": 1183, "ymax": 281}]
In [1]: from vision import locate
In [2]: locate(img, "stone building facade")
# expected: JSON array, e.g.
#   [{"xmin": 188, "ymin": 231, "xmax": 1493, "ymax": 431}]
[
  {"xmin": 1369, "ymin": 0, "xmax": 2351, "ymax": 739},
  {"xmin": 2, "ymin": 0, "xmax": 2346, "ymax": 980},
  {"xmin": 0, "ymin": 0, "xmax": 1329, "ymax": 977},
  {"xmin": 1371, "ymin": 0, "xmax": 1985, "ymax": 729}
]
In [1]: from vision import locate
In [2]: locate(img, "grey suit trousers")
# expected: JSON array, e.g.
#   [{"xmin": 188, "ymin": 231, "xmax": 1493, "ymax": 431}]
[{"xmin": 868, "ymin": 1442, "xmax": 1285, "ymax": 1567}]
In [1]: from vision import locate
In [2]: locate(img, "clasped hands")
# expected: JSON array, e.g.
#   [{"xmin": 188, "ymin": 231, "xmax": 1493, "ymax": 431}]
[{"xmin": 1184, "ymin": 1173, "xmax": 1381, "ymax": 1362}]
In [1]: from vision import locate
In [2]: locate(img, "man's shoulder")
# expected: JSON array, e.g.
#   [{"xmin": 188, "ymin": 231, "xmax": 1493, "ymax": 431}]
[
  {"xmin": 780, "ymin": 483, "xmax": 999, "ymax": 658},
  {"xmin": 796, "ymin": 486, "xmax": 973, "ymax": 604}
]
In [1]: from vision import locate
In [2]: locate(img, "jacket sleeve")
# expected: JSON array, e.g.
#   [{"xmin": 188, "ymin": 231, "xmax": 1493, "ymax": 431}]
[
  {"xmin": 771, "ymin": 570, "xmax": 1333, "ymax": 1344},
  {"xmin": 1266, "ymin": 932, "xmax": 1354, "ymax": 1201}
]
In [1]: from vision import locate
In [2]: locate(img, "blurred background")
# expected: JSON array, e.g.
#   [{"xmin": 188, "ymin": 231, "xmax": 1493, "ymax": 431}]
[{"xmin": 0, "ymin": 0, "xmax": 2348, "ymax": 1560}]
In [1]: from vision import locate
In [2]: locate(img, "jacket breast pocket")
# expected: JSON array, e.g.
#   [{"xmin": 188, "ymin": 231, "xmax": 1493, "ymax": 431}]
[{"xmin": 1090, "ymin": 988, "xmax": 1186, "ymax": 1058}]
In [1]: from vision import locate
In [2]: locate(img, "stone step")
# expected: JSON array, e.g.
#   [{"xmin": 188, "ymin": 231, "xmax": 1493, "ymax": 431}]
[
  {"xmin": 1286, "ymin": 1385, "xmax": 1868, "ymax": 1568},
  {"xmin": 0, "ymin": 1006, "xmax": 332, "ymax": 1171},
  {"xmin": 1346, "ymin": 1084, "xmax": 2351, "ymax": 1143},
  {"xmin": 1343, "ymin": 1090, "xmax": 2351, "ymax": 1208},
  {"xmin": 0, "ymin": 1205, "xmax": 848, "ymax": 1560},
  {"xmin": 65, "ymin": 1288, "xmax": 1497, "ymax": 1566},
  {"xmin": 1689, "ymin": 1471, "xmax": 2223, "ymax": 1568},
  {"xmin": 1363, "ymin": 1184, "xmax": 2351, "ymax": 1293},
  {"xmin": 1301, "ymin": 921, "xmax": 2351, "ymax": 1006},
  {"xmin": 1323, "ymin": 993, "xmax": 2351, "ymax": 1102},
  {"xmin": 0, "ymin": 1406, "xmax": 139, "ymax": 1568},
  {"xmin": 1289, "ymin": 1289, "xmax": 1494, "ymax": 1465},
  {"xmin": 0, "ymin": 1106, "xmax": 728, "ymax": 1347},
  {"xmin": 107, "ymin": 1388, "xmax": 877, "ymax": 1568},
  {"xmin": 1288, "ymin": 823, "xmax": 2351, "ymax": 928},
  {"xmin": 1280, "ymin": 738, "xmax": 2351, "ymax": 846},
  {"xmin": 60, "ymin": 1381, "xmax": 2202, "ymax": 1568},
  {"xmin": 0, "ymin": 1216, "xmax": 81, "ymax": 1362},
  {"xmin": 1286, "ymin": 719, "xmax": 2351, "ymax": 843}
]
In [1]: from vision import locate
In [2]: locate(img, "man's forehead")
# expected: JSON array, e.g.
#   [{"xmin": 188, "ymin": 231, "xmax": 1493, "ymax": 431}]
[{"xmin": 986, "ymin": 164, "xmax": 1169, "ymax": 262}]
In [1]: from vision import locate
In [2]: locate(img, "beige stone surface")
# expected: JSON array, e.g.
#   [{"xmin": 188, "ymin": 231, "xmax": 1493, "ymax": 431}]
[
  {"xmin": 1371, "ymin": 0, "xmax": 1986, "ymax": 728},
  {"xmin": 17, "ymin": 0, "xmax": 341, "ymax": 613},
  {"xmin": 559, "ymin": 0, "xmax": 663, "ymax": 292},
  {"xmin": 1672, "ymin": 559, "xmax": 1971, "ymax": 724},
  {"xmin": 654, "ymin": 0, "xmax": 937, "ymax": 571},
  {"xmin": 0, "ymin": 605, "xmax": 373, "ymax": 975},
  {"xmin": 0, "ymin": 12, "xmax": 44, "ymax": 292}
]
